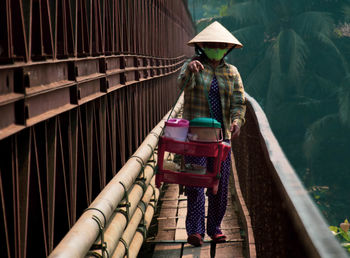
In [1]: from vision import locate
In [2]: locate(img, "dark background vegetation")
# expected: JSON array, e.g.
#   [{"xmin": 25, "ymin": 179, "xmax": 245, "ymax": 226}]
[{"xmin": 187, "ymin": 0, "xmax": 350, "ymax": 226}]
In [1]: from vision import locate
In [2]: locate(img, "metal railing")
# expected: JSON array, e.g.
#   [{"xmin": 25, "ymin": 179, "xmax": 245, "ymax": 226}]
[
  {"xmin": 232, "ymin": 94, "xmax": 347, "ymax": 258},
  {"xmin": 0, "ymin": 1, "xmax": 194, "ymax": 257}
]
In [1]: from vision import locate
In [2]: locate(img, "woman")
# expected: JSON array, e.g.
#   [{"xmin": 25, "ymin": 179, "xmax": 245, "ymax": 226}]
[{"xmin": 177, "ymin": 21, "xmax": 246, "ymax": 246}]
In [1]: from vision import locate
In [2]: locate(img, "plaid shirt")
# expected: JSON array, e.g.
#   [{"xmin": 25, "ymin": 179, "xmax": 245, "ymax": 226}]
[{"xmin": 177, "ymin": 57, "xmax": 246, "ymax": 139}]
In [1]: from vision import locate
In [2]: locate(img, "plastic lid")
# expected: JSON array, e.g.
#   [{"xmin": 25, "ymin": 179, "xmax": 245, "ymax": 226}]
[
  {"xmin": 190, "ymin": 118, "xmax": 221, "ymax": 128},
  {"xmin": 165, "ymin": 118, "xmax": 189, "ymax": 127}
]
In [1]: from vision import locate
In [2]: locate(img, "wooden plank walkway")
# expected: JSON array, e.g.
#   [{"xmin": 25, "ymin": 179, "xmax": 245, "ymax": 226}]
[{"xmin": 151, "ymin": 183, "xmax": 245, "ymax": 258}]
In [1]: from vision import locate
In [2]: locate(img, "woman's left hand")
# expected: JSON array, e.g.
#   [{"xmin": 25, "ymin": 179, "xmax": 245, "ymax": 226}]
[{"xmin": 230, "ymin": 121, "xmax": 241, "ymax": 139}]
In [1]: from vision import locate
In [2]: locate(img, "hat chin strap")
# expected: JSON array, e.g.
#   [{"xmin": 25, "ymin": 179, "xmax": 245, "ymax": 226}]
[{"xmin": 225, "ymin": 44, "xmax": 236, "ymax": 56}]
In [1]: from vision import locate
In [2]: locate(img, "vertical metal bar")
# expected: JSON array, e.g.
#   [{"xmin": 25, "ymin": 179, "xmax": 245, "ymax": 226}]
[
  {"xmin": 156, "ymin": 0, "xmax": 160, "ymax": 57},
  {"xmin": 160, "ymin": 0, "xmax": 164, "ymax": 57},
  {"xmin": 117, "ymin": 0, "xmax": 123, "ymax": 53},
  {"xmin": 55, "ymin": 0, "xmax": 67, "ymax": 58},
  {"xmin": 68, "ymin": 109, "xmax": 78, "ymax": 224},
  {"xmin": 141, "ymin": 0, "xmax": 145, "ymax": 55},
  {"xmin": 101, "ymin": 0, "xmax": 106, "ymax": 54},
  {"xmin": 89, "ymin": 0, "xmax": 93, "ymax": 55},
  {"xmin": 105, "ymin": 96, "xmax": 112, "ymax": 179},
  {"xmin": 126, "ymin": 88, "xmax": 133, "ymax": 157},
  {"xmin": 29, "ymin": 0, "xmax": 43, "ymax": 60},
  {"xmin": 117, "ymin": 89, "xmax": 126, "ymax": 165},
  {"xmin": 74, "ymin": 0, "xmax": 78, "ymax": 56},
  {"xmin": 136, "ymin": 0, "xmax": 139, "ymax": 54},
  {"xmin": 65, "ymin": 0, "xmax": 75, "ymax": 56},
  {"xmin": 0, "ymin": 166, "xmax": 11, "ymax": 257},
  {"xmin": 11, "ymin": 138, "xmax": 18, "ymax": 258},
  {"xmin": 133, "ymin": 85, "xmax": 139, "ymax": 148},
  {"xmin": 152, "ymin": 0, "xmax": 156, "ymax": 57},
  {"xmin": 141, "ymin": 83, "xmax": 146, "ymax": 139},
  {"xmin": 15, "ymin": 129, "xmax": 31, "ymax": 258},
  {"xmin": 45, "ymin": 118, "xmax": 57, "ymax": 253},
  {"xmin": 106, "ymin": 94, "xmax": 116, "ymax": 177},
  {"xmin": 144, "ymin": 0, "xmax": 149, "ymax": 55},
  {"xmin": 57, "ymin": 116, "xmax": 71, "ymax": 229},
  {"xmin": 133, "ymin": 0, "xmax": 137, "ymax": 54},
  {"xmin": 111, "ymin": 94, "xmax": 117, "ymax": 174},
  {"xmin": 104, "ymin": 0, "xmax": 113, "ymax": 55},
  {"xmin": 137, "ymin": 83, "xmax": 143, "ymax": 143},
  {"xmin": 29, "ymin": 0, "xmax": 53, "ymax": 60},
  {"xmin": 0, "ymin": 0, "xmax": 11, "ymax": 62},
  {"xmin": 42, "ymin": 0, "xmax": 54, "ymax": 58},
  {"xmin": 92, "ymin": 102, "xmax": 102, "ymax": 191},
  {"xmin": 32, "ymin": 127, "xmax": 49, "ymax": 257},
  {"xmin": 91, "ymin": 0, "xmax": 102, "ymax": 55},
  {"xmin": 145, "ymin": 81, "xmax": 150, "ymax": 134},
  {"xmin": 92, "ymin": 0, "xmax": 97, "ymax": 55},
  {"xmin": 125, "ymin": 0, "xmax": 130, "ymax": 53},
  {"xmin": 85, "ymin": 103, "xmax": 93, "ymax": 204},
  {"xmin": 98, "ymin": 96, "xmax": 107, "ymax": 188},
  {"xmin": 150, "ymin": 0, "xmax": 154, "ymax": 56},
  {"xmin": 110, "ymin": 0, "xmax": 115, "ymax": 53},
  {"xmin": 9, "ymin": 0, "xmax": 28, "ymax": 62},
  {"xmin": 76, "ymin": 0, "xmax": 89, "ymax": 56},
  {"xmin": 149, "ymin": 0, "xmax": 153, "ymax": 56},
  {"xmin": 77, "ymin": 108, "xmax": 88, "ymax": 205}
]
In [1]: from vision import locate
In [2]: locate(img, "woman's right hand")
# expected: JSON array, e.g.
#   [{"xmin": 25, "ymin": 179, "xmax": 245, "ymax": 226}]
[{"xmin": 188, "ymin": 60, "xmax": 204, "ymax": 73}]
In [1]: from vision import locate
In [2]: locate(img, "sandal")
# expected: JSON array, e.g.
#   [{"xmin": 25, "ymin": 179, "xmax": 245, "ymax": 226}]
[
  {"xmin": 187, "ymin": 233, "xmax": 203, "ymax": 247},
  {"xmin": 211, "ymin": 233, "xmax": 227, "ymax": 243}
]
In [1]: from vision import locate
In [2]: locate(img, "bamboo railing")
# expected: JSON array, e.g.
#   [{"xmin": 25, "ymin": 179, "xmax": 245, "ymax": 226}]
[{"xmin": 49, "ymin": 96, "xmax": 183, "ymax": 258}]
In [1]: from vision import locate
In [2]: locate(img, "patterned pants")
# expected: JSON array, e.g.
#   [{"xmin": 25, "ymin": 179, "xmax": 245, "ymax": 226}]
[
  {"xmin": 185, "ymin": 149, "xmax": 231, "ymax": 237},
  {"xmin": 185, "ymin": 76, "xmax": 231, "ymax": 237}
]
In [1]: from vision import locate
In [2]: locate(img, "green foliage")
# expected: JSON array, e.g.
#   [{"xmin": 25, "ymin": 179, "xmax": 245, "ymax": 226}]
[
  {"xmin": 329, "ymin": 219, "xmax": 350, "ymax": 253},
  {"xmin": 339, "ymin": 75, "xmax": 350, "ymax": 127},
  {"xmin": 344, "ymin": 6, "xmax": 350, "ymax": 21},
  {"xmin": 293, "ymin": 11, "xmax": 333, "ymax": 37}
]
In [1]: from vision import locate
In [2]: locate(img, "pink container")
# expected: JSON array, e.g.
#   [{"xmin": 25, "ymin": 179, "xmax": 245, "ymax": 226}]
[{"xmin": 164, "ymin": 118, "xmax": 189, "ymax": 141}]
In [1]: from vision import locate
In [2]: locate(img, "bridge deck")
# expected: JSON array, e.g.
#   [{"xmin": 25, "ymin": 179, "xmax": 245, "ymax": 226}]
[{"xmin": 150, "ymin": 183, "xmax": 245, "ymax": 258}]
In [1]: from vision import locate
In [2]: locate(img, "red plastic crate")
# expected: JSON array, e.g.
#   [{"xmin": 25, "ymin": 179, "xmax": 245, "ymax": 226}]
[{"xmin": 156, "ymin": 136, "xmax": 231, "ymax": 194}]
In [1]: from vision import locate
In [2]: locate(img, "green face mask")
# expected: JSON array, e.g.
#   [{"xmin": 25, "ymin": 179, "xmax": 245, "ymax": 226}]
[{"xmin": 203, "ymin": 48, "xmax": 228, "ymax": 61}]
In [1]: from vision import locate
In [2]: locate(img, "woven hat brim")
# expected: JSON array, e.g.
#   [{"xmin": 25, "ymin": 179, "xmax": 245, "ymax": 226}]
[{"xmin": 188, "ymin": 21, "xmax": 243, "ymax": 48}]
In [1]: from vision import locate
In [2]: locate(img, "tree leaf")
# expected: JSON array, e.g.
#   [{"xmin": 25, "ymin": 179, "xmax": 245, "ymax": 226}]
[
  {"xmin": 343, "ymin": 5, "xmax": 350, "ymax": 22},
  {"xmin": 231, "ymin": 25, "xmax": 265, "ymax": 48},
  {"xmin": 245, "ymin": 57, "xmax": 271, "ymax": 100},
  {"xmin": 278, "ymin": 29, "xmax": 309, "ymax": 85},
  {"xmin": 225, "ymin": 1, "xmax": 264, "ymax": 25},
  {"xmin": 338, "ymin": 75, "xmax": 350, "ymax": 127},
  {"xmin": 293, "ymin": 11, "xmax": 334, "ymax": 38},
  {"xmin": 316, "ymin": 32, "xmax": 349, "ymax": 74},
  {"xmin": 339, "ymin": 228, "xmax": 350, "ymax": 241},
  {"xmin": 329, "ymin": 225, "xmax": 339, "ymax": 233}
]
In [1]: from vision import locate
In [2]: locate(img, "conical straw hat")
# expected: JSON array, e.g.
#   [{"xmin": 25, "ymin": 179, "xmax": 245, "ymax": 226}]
[{"xmin": 188, "ymin": 21, "xmax": 243, "ymax": 48}]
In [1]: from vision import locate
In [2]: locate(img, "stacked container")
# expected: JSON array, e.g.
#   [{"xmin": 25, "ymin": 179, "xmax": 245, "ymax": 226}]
[{"xmin": 163, "ymin": 118, "xmax": 189, "ymax": 142}]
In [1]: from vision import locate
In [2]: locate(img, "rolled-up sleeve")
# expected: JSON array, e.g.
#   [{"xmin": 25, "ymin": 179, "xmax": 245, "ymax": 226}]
[
  {"xmin": 177, "ymin": 59, "xmax": 196, "ymax": 90},
  {"xmin": 230, "ymin": 70, "xmax": 246, "ymax": 127}
]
